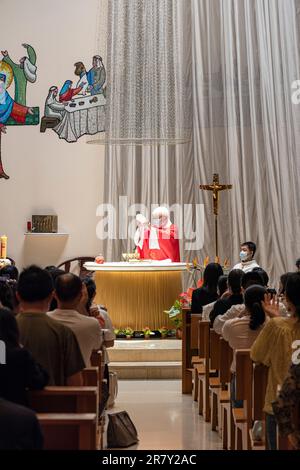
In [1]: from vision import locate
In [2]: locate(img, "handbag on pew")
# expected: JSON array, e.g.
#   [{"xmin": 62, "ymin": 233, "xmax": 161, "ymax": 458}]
[
  {"xmin": 107, "ymin": 411, "xmax": 139, "ymax": 448},
  {"xmin": 107, "ymin": 371, "xmax": 118, "ymax": 409}
]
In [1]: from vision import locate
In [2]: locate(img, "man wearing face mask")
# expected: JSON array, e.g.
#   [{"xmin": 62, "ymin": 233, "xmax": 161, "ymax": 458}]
[
  {"xmin": 146, "ymin": 207, "xmax": 180, "ymax": 262},
  {"xmin": 232, "ymin": 241, "xmax": 260, "ymax": 273}
]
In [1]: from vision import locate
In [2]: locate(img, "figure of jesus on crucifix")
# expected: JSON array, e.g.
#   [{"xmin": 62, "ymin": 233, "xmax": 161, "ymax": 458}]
[{"xmin": 200, "ymin": 173, "xmax": 232, "ymax": 257}]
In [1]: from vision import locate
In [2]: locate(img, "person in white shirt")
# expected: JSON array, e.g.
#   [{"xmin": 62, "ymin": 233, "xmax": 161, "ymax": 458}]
[
  {"xmin": 82, "ymin": 277, "xmax": 115, "ymax": 367},
  {"xmin": 48, "ymin": 273, "xmax": 103, "ymax": 367},
  {"xmin": 232, "ymin": 241, "xmax": 259, "ymax": 273},
  {"xmin": 222, "ymin": 285, "xmax": 267, "ymax": 407}
]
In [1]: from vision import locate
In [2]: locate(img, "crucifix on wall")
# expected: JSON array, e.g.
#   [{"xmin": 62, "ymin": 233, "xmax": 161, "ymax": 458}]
[
  {"xmin": 200, "ymin": 173, "xmax": 233, "ymax": 258},
  {"xmin": 0, "ymin": 44, "xmax": 40, "ymax": 180}
]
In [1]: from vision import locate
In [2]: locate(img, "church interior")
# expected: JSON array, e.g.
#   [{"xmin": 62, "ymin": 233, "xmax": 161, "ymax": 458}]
[{"xmin": 0, "ymin": 0, "xmax": 300, "ymax": 457}]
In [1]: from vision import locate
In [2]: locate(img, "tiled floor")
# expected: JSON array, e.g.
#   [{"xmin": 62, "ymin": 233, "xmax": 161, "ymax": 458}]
[{"xmin": 108, "ymin": 380, "xmax": 223, "ymax": 450}]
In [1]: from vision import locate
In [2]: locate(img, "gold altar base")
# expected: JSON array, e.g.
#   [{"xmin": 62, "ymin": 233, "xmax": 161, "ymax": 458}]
[{"xmin": 94, "ymin": 270, "xmax": 182, "ymax": 330}]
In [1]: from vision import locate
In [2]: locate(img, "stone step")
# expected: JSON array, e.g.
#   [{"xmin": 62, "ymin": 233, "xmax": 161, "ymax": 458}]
[
  {"xmin": 110, "ymin": 361, "xmax": 182, "ymax": 380},
  {"xmin": 109, "ymin": 339, "xmax": 182, "ymax": 363},
  {"xmin": 109, "ymin": 348, "xmax": 181, "ymax": 363}
]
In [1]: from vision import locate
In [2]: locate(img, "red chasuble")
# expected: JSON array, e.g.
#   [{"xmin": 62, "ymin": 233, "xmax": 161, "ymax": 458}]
[{"xmin": 137, "ymin": 225, "xmax": 180, "ymax": 262}]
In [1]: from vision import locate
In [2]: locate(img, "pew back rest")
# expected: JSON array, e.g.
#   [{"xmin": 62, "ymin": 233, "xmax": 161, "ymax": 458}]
[
  {"xmin": 37, "ymin": 413, "xmax": 97, "ymax": 450},
  {"xmin": 219, "ymin": 337, "xmax": 233, "ymax": 384},
  {"xmin": 252, "ymin": 363, "xmax": 268, "ymax": 421},
  {"xmin": 82, "ymin": 367, "xmax": 99, "ymax": 386},
  {"xmin": 29, "ymin": 386, "xmax": 98, "ymax": 415},
  {"xmin": 210, "ymin": 329, "xmax": 221, "ymax": 371},
  {"xmin": 199, "ymin": 320, "xmax": 210, "ymax": 371},
  {"xmin": 190, "ymin": 314, "xmax": 202, "ymax": 349},
  {"xmin": 235, "ymin": 350, "xmax": 252, "ymax": 402}
]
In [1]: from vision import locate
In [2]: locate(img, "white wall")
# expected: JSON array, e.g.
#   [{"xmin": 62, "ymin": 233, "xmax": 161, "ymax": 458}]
[{"xmin": 0, "ymin": 0, "xmax": 105, "ymax": 268}]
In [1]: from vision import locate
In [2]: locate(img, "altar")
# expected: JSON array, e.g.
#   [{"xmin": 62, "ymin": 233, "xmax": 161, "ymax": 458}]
[{"xmin": 84, "ymin": 261, "xmax": 188, "ymax": 331}]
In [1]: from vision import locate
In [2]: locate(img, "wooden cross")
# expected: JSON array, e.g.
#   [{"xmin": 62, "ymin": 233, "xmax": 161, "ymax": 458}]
[{"xmin": 200, "ymin": 173, "xmax": 232, "ymax": 257}]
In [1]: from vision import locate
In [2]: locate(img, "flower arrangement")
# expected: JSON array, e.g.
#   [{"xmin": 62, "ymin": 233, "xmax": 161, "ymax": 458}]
[
  {"xmin": 142, "ymin": 326, "xmax": 153, "ymax": 338},
  {"xmin": 124, "ymin": 326, "xmax": 134, "ymax": 337},
  {"xmin": 158, "ymin": 326, "xmax": 169, "ymax": 338},
  {"xmin": 186, "ymin": 256, "xmax": 231, "ymax": 288}
]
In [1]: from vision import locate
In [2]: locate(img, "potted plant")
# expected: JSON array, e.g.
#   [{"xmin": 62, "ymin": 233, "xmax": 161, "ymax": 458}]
[
  {"xmin": 142, "ymin": 327, "xmax": 153, "ymax": 339},
  {"xmin": 158, "ymin": 326, "xmax": 169, "ymax": 339},
  {"xmin": 165, "ymin": 298, "xmax": 187, "ymax": 339},
  {"xmin": 124, "ymin": 326, "xmax": 134, "ymax": 339}
]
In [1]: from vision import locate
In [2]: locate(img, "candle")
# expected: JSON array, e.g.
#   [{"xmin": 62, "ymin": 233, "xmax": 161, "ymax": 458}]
[{"xmin": 0, "ymin": 235, "xmax": 7, "ymax": 259}]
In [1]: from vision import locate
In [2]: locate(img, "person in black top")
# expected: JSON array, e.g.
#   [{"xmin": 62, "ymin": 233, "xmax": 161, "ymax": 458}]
[
  {"xmin": 1, "ymin": 264, "xmax": 19, "ymax": 281},
  {"xmin": 0, "ymin": 308, "xmax": 49, "ymax": 406},
  {"xmin": 45, "ymin": 266, "xmax": 66, "ymax": 311},
  {"xmin": 0, "ymin": 398, "xmax": 43, "ymax": 450},
  {"xmin": 217, "ymin": 275, "xmax": 228, "ymax": 297},
  {"xmin": 209, "ymin": 269, "xmax": 244, "ymax": 325},
  {"xmin": 191, "ymin": 263, "xmax": 224, "ymax": 313}
]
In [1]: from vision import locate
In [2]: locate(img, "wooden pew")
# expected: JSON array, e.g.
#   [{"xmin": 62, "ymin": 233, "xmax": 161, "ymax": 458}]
[
  {"xmin": 197, "ymin": 321, "xmax": 211, "ymax": 421},
  {"xmin": 30, "ymin": 386, "xmax": 100, "ymax": 450},
  {"xmin": 37, "ymin": 413, "xmax": 97, "ymax": 450},
  {"xmin": 82, "ymin": 367, "xmax": 99, "ymax": 387},
  {"xmin": 29, "ymin": 386, "xmax": 98, "ymax": 416},
  {"xmin": 250, "ymin": 363, "xmax": 268, "ymax": 450},
  {"xmin": 90, "ymin": 350, "xmax": 105, "ymax": 381},
  {"xmin": 234, "ymin": 350, "xmax": 252, "ymax": 450},
  {"xmin": 90, "ymin": 350, "xmax": 107, "ymax": 449},
  {"xmin": 191, "ymin": 315, "xmax": 206, "ymax": 401},
  {"xmin": 182, "ymin": 308, "xmax": 202, "ymax": 394},
  {"xmin": 218, "ymin": 338, "xmax": 234, "ymax": 449},
  {"xmin": 209, "ymin": 329, "xmax": 222, "ymax": 431}
]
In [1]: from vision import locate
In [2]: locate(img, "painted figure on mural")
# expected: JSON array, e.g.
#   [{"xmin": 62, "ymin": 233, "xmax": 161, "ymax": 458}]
[
  {"xmin": 41, "ymin": 54, "xmax": 106, "ymax": 143},
  {"xmin": 0, "ymin": 43, "xmax": 39, "ymax": 180},
  {"xmin": 87, "ymin": 55, "xmax": 106, "ymax": 96},
  {"xmin": 59, "ymin": 80, "xmax": 83, "ymax": 102},
  {"xmin": 0, "ymin": 73, "xmax": 34, "ymax": 125},
  {"xmin": 44, "ymin": 86, "xmax": 67, "ymax": 121},
  {"xmin": 1, "ymin": 44, "xmax": 37, "ymax": 106},
  {"xmin": 74, "ymin": 62, "xmax": 89, "ymax": 95}
]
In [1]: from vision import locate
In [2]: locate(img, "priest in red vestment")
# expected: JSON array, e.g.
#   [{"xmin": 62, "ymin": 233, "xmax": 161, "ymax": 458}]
[{"xmin": 135, "ymin": 207, "xmax": 180, "ymax": 262}]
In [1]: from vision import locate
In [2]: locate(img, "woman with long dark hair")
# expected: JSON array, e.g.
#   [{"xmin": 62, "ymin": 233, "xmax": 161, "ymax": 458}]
[{"xmin": 191, "ymin": 263, "xmax": 224, "ymax": 313}]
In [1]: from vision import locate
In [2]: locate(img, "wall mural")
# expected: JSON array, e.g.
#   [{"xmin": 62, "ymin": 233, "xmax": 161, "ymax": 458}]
[
  {"xmin": 40, "ymin": 55, "xmax": 106, "ymax": 143},
  {"xmin": 0, "ymin": 44, "xmax": 40, "ymax": 179}
]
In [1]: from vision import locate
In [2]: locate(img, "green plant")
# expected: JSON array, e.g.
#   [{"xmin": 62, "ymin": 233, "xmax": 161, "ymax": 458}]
[
  {"xmin": 124, "ymin": 326, "xmax": 134, "ymax": 337},
  {"xmin": 142, "ymin": 326, "xmax": 153, "ymax": 337},
  {"xmin": 158, "ymin": 326, "xmax": 169, "ymax": 337},
  {"xmin": 164, "ymin": 299, "xmax": 183, "ymax": 330}
]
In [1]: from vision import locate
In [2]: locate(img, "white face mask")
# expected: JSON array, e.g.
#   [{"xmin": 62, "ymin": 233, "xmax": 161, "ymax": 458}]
[
  {"xmin": 152, "ymin": 218, "xmax": 161, "ymax": 228},
  {"xmin": 240, "ymin": 251, "xmax": 249, "ymax": 262}
]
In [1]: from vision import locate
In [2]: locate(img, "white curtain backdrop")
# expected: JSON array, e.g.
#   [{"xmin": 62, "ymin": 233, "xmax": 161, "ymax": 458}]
[{"xmin": 100, "ymin": 0, "xmax": 300, "ymax": 285}]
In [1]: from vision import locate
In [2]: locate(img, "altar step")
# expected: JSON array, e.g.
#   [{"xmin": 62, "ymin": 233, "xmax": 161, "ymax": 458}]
[
  {"xmin": 109, "ymin": 339, "xmax": 182, "ymax": 379},
  {"xmin": 110, "ymin": 361, "xmax": 181, "ymax": 379}
]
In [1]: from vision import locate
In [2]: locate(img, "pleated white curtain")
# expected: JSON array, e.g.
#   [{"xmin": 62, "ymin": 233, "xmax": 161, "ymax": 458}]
[
  {"xmin": 100, "ymin": 0, "xmax": 300, "ymax": 285},
  {"xmin": 192, "ymin": 0, "xmax": 300, "ymax": 284}
]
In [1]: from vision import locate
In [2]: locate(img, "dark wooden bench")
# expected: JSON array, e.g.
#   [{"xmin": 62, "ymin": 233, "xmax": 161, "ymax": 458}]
[{"xmin": 37, "ymin": 413, "xmax": 97, "ymax": 450}]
